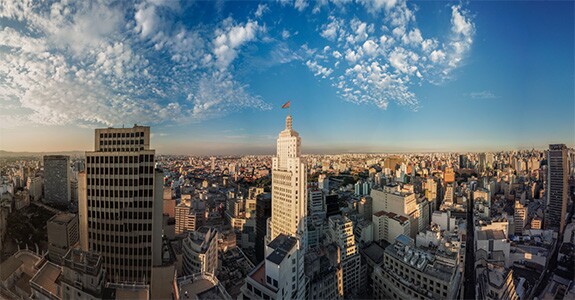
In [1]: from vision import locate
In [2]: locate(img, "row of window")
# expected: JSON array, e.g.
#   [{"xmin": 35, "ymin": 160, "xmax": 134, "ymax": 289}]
[
  {"xmin": 88, "ymin": 188, "xmax": 154, "ymax": 198},
  {"xmin": 88, "ymin": 177, "xmax": 154, "ymax": 187},
  {"xmin": 88, "ymin": 210, "xmax": 153, "ymax": 221},
  {"xmin": 88, "ymin": 199, "xmax": 153, "ymax": 209},
  {"xmin": 89, "ymin": 221, "xmax": 152, "ymax": 232},
  {"xmin": 93, "ymin": 240, "xmax": 152, "ymax": 253},
  {"xmin": 99, "ymin": 147, "xmax": 145, "ymax": 152},
  {"xmin": 88, "ymin": 155, "xmax": 154, "ymax": 164},
  {"xmin": 100, "ymin": 132, "xmax": 145, "ymax": 139},
  {"xmin": 87, "ymin": 166, "xmax": 154, "ymax": 175},
  {"xmin": 99, "ymin": 139, "xmax": 145, "ymax": 146},
  {"xmin": 88, "ymin": 231, "xmax": 152, "ymax": 244}
]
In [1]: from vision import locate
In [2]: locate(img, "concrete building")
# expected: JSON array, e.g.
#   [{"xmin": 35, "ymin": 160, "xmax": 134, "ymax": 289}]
[
  {"xmin": 30, "ymin": 261, "xmax": 62, "ymax": 300},
  {"xmin": 240, "ymin": 234, "xmax": 305, "ymax": 300},
  {"xmin": 255, "ymin": 193, "xmax": 272, "ymax": 263},
  {"xmin": 308, "ymin": 188, "xmax": 325, "ymax": 218},
  {"xmin": 372, "ymin": 235, "xmax": 462, "ymax": 300},
  {"xmin": 370, "ymin": 184, "xmax": 418, "ymax": 238},
  {"xmin": 177, "ymin": 272, "xmax": 231, "ymax": 300},
  {"xmin": 14, "ymin": 189, "xmax": 30, "ymax": 210},
  {"xmin": 78, "ymin": 125, "xmax": 163, "ymax": 284},
  {"xmin": 476, "ymin": 261, "xmax": 522, "ymax": 300},
  {"xmin": 182, "ymin": 227, "xmax": 218, "ymax": 276},
  {"xmin": 27, "ymin": 176, "xmax": 42, "ymax": 201},
  {"xmin": 373, "ymin": 210, "xmax": 410, "ymax": 245},
  {"xmin": 514, "ymin": 200, "xmax": 527, "ymax": 235},
  {"xmin": 175, "ymin": 200, "xmax": 205, "ymax": 235},
  {"xmin": 304, "ymin": 244, "xmax": 344, "ymax": 300},
  {"xmin": 59, "ymin": 249, "xmax": 106, "ymax": 300},
  {"xmin": 44, "ymin": 155, "xmax": 71, "ymax": 205},
  {"xmin": 545, "ymin": 144, "xmax": 569, "ymax": 234},
  {"xmin": 328, "ymin": 215, "xmax": 362, "ymax": 297},
  {"xmin": 47, "ymin": 213, "xmax": 79, "ymax": 264},
  {"xmin": 268, "ymin": 115, "xmax": 307, "ymax": 245}
]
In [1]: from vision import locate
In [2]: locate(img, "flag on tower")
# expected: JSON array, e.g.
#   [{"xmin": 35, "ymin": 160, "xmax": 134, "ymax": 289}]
[{"xmin": 281, "ymin": 101, "xmax": 290, "ymax": 109}]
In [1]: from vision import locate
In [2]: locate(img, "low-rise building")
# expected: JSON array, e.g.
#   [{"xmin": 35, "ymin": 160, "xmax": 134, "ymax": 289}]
[
  {"xmin": 372, "ymin": 235, "xmax": 462, "ymax": 300},
  {"xmin": 47, "ymin": 213, "xmax": 79, "ymax": 264},
  {"xmin": 182, "ymin": 227, "xmax": 218, "ymax": 276},
  {"xmin": 373, "ymin": 210, "xmax": 410, "ymax": 245}
]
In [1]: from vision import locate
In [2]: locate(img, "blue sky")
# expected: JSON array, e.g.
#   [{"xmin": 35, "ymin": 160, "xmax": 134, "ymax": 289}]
[{"xmin": 0, "ymin": 0, "xmax": 573, "ymax": 155}]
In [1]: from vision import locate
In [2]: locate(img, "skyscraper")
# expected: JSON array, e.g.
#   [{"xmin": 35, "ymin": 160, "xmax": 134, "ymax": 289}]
[
  {"xmin": 545, "ymin": 144, "xmax": 568, "ymax": 234},
  {"xmin": 43, "ymin": 155, "xmax": 71, "ymax": 205},
  {"xmin": 268, "ymin": 115, "xmax": 307, "ymax": 244},
  {"xmin": 78, "ymin": 125, "xmax": 163, "ymax": 284}
]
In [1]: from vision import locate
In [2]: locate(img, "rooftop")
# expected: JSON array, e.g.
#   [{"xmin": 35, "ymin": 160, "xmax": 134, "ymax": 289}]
[
  {"xmin": 48, "ymin": 212, "xmax": 76, "ymax": 224},
  {"xmin": 266, "ymin": 234, "xmax": 297, "ymax": 265},
  {"xmin": 0, "ymin": 256, "xmax": 23, "ymax": 281},
  {"xmin": 386, "ymin": 235, "xmax": 457, "ymax": 283},
  {"xmin": 477, "ymin": 229, "xmax": 506, "ymax": 240},
  {"xmin": 30, "ymin": 261, "xmax": 62, "ymax": 298}
]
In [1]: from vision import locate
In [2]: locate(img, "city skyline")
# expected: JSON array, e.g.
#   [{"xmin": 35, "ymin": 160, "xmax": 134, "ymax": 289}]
[{"xmin": 1, "ymin": 0, "xmax": 574, "ymax": 154}]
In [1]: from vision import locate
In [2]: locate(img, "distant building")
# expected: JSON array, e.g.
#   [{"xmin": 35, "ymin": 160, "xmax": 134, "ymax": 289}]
[
  {"xmin": 182, "ymin": 227, "xmax": 218, "ymax": 276},
  {"xmin": 545, "ymin": 144, "xmax": 568, "ymax": 234},
  {"xmin": 514, "ymin": 200, "xmax": 527, "ymax": 235},
  {"xmin": 44, "ymin": 155, "xmax": 71, "ymax": 205},
  {"xmin": 27, "ymin": 176, "xmax": 42, "ymax": 201},
  {"xmin": 47, "ymin": 213, "xmax": 79, "ymax": 264}
]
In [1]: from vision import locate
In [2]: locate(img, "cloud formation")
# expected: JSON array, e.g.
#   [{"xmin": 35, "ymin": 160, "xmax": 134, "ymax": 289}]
[
  {"xmin": 0, "ymin": 0, "xmax": 270, "ymax": 128},
  {"xmin": 0, "ymin": 0, "xmax": 475, "ymax": 129}
]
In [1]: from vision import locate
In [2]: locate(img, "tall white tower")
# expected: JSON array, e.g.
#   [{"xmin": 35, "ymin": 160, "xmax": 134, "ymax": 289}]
[{"xmin": 268, "ymin": 115, "xmax": 308, "ymax": 244}]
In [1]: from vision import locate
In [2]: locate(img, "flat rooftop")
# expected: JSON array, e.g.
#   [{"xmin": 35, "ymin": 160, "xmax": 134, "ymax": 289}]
[
  {"xmin": 49, "ymin": 212, "xmax": 76, "ymax": 224},
  {"xmin": 30, "ymin": 262, "xmax": 62, "ymax": 298},
  {"xmin": 477, "ymin": 229, "xmax": 506, "ymax": 240},
  {"xmin": 266, "ymin": 234, "xmax": 297, "ymax": 265}
]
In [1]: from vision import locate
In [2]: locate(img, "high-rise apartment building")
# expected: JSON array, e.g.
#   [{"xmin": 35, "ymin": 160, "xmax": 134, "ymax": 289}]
[
  {"xmin": 44, "ymin": 155, "xmax": 71, "ymax": 204},
  {"xmin": 255, "ymin": 193, "xmax": 271, "ymax": 263},
  {"xmin": 545, "ymin": 144, "xmax": 569, "ymax": 234},
  {"xmin": 328, "ymin": 215, "xmax": 362, "ymax": 297},
  {"xmin": 78, "ymin": 125, "xmax": 163, "ymax": 284},
  {"xmin": 242, "ymin": 114, "xmax": 308, "ymax": 300},
  {"xmin": 268, "ymin": 115, "xmax": 307, "ymax": 244},
  {"xmin": 308, "ymin": 187, "xmax": 325, "ymax": 218}
]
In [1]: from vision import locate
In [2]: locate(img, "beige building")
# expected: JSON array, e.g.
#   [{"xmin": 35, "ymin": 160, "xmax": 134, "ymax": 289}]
[
  {"xmin": 78, "ymin": 125, "xmax": 163, "ymax": 284},
  {"xmin": 47, "ymin": 213, "xmax": 79, "ymax": 264},
  {"xmin": 373, "ymin": 210, "xmax": 410, "ymax": 244},
  {"xmin": 370, "ymin": 185, "xmax": 418, "ymax": 237},
  {"xmin": 328, "ymin": 215, "xmax": 363, "ymax": 297},
  {"xmin": 175, "ymin": 200, "xmax": 205, "ymax": 235},
  {"xmin": 372, "ymin": 235, "xmax": 462, "ymax": 300},
  {"xmin": 514, "ymin": 200, "xmax": 527, "ymax": 235},
  {"xmin": 268, "ymin": 115, "xmax": 308, "ymax": 244},
  {"xmin": 60, "ymin": 249, "xmax": 106, "ymax": 300},
  {"xmin": 305, "ymin": 244, "xmax": 344, "ymax": 300},
  {"xmin": 182, "ymin": 227, "xmax": 218, "ymax": 276}
]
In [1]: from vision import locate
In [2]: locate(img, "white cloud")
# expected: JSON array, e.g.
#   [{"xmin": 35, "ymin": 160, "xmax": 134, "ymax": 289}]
[
  {"xmin": 0, "ymin": 0, "xmax": 271, "ymax": 128},
  {"xmin": 255, "ymin": 3, "xmax": 269, "ymax": 18},
  {"xmin": 294, "ymin": 0, "xmax": 309, "ymax": 12},
  {"xmin": 470, "ymin": 91, "xmax": 497, "ymax": 99},
  {"xmin": 281, "ymin": 29, "xmax": 291, "ymax": 39},
  {"xmin": 306, "ymin": 60, "xmax": 333, "ymax": 78},
  {"xmin": 307, "ymin": 0, "xmax": 474, "ymax": 110},
  {"xmin": 362, "ymin": 40, "xmax": 379, "ymax": 56},
  {"xmin": 357, "ymin": 0, "xmax": 398, "ymax": 14},
  {"xmin": 320, "ymin": 16, "xmax": 342, "ymax": 41},
  {"xmin": 213, "ymin": 19, "xmax": 261, "ymax": 69}
]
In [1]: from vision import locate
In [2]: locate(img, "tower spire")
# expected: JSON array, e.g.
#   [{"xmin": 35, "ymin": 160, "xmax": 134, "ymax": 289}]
[{"xmin": 286, "ymin": 114, "xmax": 293, "ymax": 130}]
